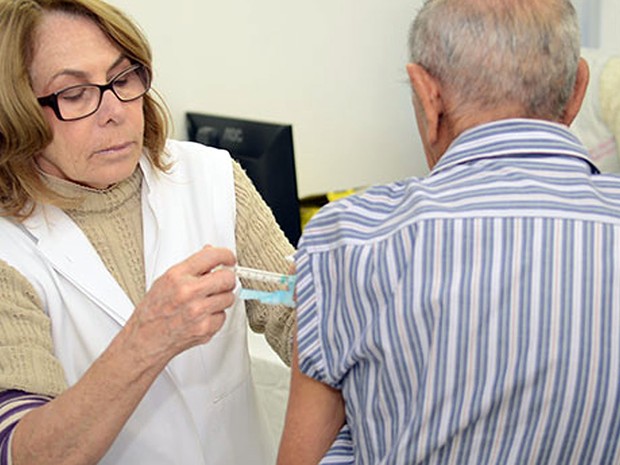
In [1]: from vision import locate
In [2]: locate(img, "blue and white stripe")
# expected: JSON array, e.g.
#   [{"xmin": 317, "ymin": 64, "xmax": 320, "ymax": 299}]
[{"xmin": 295, "ymin": 119, "xmax": 620, "ymax": 464}]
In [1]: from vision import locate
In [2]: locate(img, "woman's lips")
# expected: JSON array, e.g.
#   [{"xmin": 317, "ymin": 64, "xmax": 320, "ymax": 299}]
[{"xmin": 93, "ymin": 141, "xmax": 134, "ymax": 156}]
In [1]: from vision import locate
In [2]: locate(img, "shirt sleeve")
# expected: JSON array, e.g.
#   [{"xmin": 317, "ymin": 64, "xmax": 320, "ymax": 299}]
[
  {"xmin": 319, "ymin": 424, "xmax": 355, "ymax": 465},
  {"xmin": 294, "ymin": 196, "xmax": 399, "ymax": 390},
  {"xmin": 293, "ymin": 213, "xmax": 360, "ymax": 390},
  {"xmin": 0, "ymin": 390, "xmax": 52, "ymax": 465},
  {"xmin": 293, "ymin": 247, "xmax": 332, "ymax": 383},
  {"xmin": 232, "ymin": 160, "xmax": 296, "ymax": 366}
]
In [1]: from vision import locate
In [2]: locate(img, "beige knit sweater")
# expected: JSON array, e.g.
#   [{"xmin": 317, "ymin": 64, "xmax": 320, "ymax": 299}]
[{"xmin": 0, "ymin": 160, "xmax": 295, "ymax": 397}]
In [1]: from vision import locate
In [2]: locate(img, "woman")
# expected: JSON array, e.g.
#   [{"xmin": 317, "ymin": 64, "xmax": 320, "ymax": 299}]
[{"xmin": 0, "ymin": 0, "xmax": 294, "ymax": 464}]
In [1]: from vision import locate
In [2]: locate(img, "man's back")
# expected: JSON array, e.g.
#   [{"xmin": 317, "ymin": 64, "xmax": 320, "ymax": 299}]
[{"xmin": 295, "ymin": 119, "xmax": 620, "ymax": 464}]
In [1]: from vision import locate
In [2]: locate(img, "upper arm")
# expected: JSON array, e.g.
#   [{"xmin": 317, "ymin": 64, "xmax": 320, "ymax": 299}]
[
  {"xmin": 0, "ymin": 259, "xmax": 67, "ymax": 396},
  {"xmin": 277, "ymin": 337, "xmax": 345, "ymax": 465},
  {"xmin": 232, "ymin": 160, "xmax": 296, "ymax": 365}
]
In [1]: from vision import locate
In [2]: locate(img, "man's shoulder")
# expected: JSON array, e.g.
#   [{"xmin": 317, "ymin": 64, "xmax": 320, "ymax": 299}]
[{"xmin": 300, "ymin": 177, "xmax": 427, "ymax": 252}]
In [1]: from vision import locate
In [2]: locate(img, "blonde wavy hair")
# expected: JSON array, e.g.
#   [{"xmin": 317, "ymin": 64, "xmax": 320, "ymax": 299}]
[{"xmin": 0, "ymin": 0, "xmax": 171, "ymax": 219}]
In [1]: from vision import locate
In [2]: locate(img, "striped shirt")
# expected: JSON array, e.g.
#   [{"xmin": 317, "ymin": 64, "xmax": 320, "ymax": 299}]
[
  {"xmin": 0, "ymin": 390, "xmax": 51, "ymax": 465},
  {"xmin": 295, "ymin": 119, "xmax": 620, "ymax": 464}
]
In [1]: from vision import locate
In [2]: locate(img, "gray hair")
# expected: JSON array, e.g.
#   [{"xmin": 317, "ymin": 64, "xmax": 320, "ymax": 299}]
[{"xmin": 408, "ymin": 0, "xmax": 581, "ymax": 121}]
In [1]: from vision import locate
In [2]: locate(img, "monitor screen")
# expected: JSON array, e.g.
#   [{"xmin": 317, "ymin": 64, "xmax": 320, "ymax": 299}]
[{"xmin": 186, "ymin": 112, "xmax": 301, "ymax": 246}]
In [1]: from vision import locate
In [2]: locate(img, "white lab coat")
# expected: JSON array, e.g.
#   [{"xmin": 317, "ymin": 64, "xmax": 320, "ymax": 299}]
[{"xmin": 0, "ymin": 140, "xmax": 272, "ymax": 464}]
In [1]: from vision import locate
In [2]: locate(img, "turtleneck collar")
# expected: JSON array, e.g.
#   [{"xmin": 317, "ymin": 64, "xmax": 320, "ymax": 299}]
[{"xmin": 40, "ymin": 168, "xmax": 143, "ymax": 215}]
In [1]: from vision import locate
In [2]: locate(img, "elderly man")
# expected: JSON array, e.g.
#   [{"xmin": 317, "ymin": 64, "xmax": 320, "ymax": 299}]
[{"xmin": 277, "ymin": 0, "xmax": 620, "ymax": 464}]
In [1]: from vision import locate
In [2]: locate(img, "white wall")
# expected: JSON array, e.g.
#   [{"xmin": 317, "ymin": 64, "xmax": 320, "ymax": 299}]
[
  {"xmin": 105, "ymin": 1, "xmax": 620, "ymax": 197},
  {"xmin": 106, "ymin": 0, "xmax": 425, "ymax": 198},
  {"xmin": 601, "ymin": 0, "xmax": 620, "ymax": 54}
]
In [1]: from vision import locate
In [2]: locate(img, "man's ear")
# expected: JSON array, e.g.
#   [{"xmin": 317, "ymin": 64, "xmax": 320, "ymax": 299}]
[
  {"xmin": 562, "ymin": 57, "xmax": 589, "ymax": 126},
  {"xmin": 406, "ymin": 63, "xmax": 443, "ymax": 146}
]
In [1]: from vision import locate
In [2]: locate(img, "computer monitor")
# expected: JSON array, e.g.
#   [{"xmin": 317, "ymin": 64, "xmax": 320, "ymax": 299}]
[{"xmin": 186, "ymin": 112, "xmax": 302, "ymax": 246}]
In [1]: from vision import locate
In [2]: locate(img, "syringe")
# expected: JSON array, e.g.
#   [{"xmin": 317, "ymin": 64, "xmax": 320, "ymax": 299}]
[
  {"xmin": 234, "ymin": 266, "xmax": 296, "ymax": 307},
  {"xmin": 235, "ymin": 266, "xmax": 294, "ymax": 285}
]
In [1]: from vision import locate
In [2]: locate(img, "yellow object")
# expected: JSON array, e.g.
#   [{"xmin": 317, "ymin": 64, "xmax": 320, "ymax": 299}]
[
  {"xmin": 299, "ymin": 205, "xmax": 321, "ymax": 230},
  {"xmin": 326, "ymin": 188, "xmax": 358, "ymax": 202},
  {"xmin": 299, "ymin": 188, "xmax": 362, "ymax": 230}
]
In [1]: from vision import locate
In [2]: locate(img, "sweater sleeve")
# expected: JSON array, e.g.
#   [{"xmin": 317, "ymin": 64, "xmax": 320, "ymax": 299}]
[
  {"xmin": 232, "ymin": 161, "xmax": 296, "ymax": 366},
  {"xmin": 0, "ymin": 259, "xmax": 67, "ymax": 397}
]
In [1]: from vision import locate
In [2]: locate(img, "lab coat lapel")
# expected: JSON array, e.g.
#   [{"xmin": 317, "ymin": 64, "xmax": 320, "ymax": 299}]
[
  {"xmin": 140, "ymin": 158, "xmax": 163, "ymax": 291},
  {"xmin": 139, "ymin": 156, "xmax": 193, "ymax": 289},
  {"xmin": 21, "ymin": 204, "xmax": 135, "ymax": 326}
]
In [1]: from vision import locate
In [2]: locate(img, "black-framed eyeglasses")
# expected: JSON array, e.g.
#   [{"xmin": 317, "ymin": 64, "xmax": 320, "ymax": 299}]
[{"xmin": 37, "ymin": 63, "xmax": 151, "ymax": 122}]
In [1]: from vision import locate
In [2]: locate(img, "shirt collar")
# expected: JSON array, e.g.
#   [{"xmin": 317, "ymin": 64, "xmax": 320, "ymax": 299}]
[{"xmin": 431, "ymin": 118, "xmax": 600, "ymax": 176}]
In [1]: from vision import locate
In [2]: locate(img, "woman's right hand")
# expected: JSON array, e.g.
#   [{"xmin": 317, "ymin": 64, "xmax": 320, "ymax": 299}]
[
  {"xmin": 11, "ymin": 246, "xmax": 238, "ymax": 465},
  {"xmin": 123, "ymin": 245, "xmax": 237, "ymax": 368}
]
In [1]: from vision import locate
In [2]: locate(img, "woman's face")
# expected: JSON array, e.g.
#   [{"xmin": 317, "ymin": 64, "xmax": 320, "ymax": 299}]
[{"xmin": 29, "ymin": 12, "xmax": 145, "ymax": 189}]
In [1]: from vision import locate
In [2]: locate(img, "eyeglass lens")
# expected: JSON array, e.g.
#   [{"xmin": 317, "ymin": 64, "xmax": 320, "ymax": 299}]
[{"xmin": 55, "ymin": 65, "xmax": 149, "ymax": 120}]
